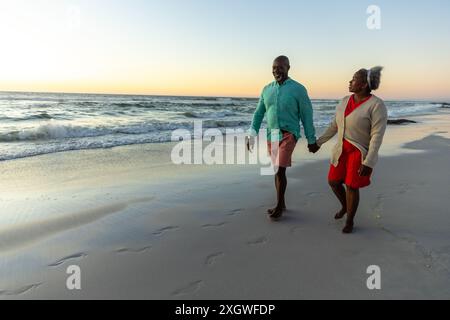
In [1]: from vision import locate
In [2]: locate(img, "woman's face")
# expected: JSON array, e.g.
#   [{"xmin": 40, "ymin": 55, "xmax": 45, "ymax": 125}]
[{"xmin": 349, "ymin": 70, "xmax": 368, "ymax": 93}]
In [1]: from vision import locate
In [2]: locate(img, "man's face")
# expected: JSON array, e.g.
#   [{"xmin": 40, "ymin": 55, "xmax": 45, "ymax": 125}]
[{"xmin": 272, "ymin": 59, "xmax": 290, "ymax": 83}]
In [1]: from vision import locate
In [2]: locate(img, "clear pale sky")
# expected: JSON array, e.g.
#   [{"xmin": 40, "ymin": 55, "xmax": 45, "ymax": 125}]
[{"xmin": 0, "ymin": 0, "xmax": 449, "ymax": 100}]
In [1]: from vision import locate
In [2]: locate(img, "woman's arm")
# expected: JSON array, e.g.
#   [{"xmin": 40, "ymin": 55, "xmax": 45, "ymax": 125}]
[
  {"xmin": 362, "ymin": 102, "xmax": 388, "ymax": 168},
  {"xmin": 316, "ymin": 115, "xmax": 338, "ymax": 147}
]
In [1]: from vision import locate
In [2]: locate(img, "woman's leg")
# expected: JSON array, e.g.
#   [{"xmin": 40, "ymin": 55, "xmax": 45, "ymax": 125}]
[
  {"xmin": 343, "ymin": 187, "xmax": 360, "ymax": 233},
  {"xmin": 329, "ymin": 181, "xmax": 347, "ymax": 219}
]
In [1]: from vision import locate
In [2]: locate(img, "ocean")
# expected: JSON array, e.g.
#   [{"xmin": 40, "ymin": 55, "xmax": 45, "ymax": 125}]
[{"xmin": 0, "ymin": 91, "xmax": 445, "ymax": 161}]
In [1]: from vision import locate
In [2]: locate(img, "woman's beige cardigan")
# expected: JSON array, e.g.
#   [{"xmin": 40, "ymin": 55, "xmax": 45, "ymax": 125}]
[{"xmin": 317, "ymin": 95, "xmax": 388, "ymax": 169}]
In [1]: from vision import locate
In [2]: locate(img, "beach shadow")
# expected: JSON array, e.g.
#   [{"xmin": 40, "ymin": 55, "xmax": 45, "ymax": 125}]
[
  {"xmin": 268, "ymin": 211, "xmax": 307, "ymax": 227},
  {"xmin": 403, "ymin": 134, "xmax": 450, "ymax": 150},
  {"xmin": 276, "ymin": 214, "xmax": 303, "ymax": 224}
]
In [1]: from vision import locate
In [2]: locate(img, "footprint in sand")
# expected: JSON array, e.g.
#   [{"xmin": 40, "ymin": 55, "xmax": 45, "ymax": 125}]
[
  {"xmin": 227, "ymin": 209, "xmax": 243, "ymax": 216},
  {"xmin": 152, "ymin": 226, "xmax": 180, "ymax": 236},
  {"xmin": 171, "ymin": 280, "xmax": 203, "ymax": 297},
  {"xmin": 48, "ymin": 253, "xmax": 87, "ymax": 267},
  {"xmin": 0, "ymin": 283, "xmax": 42, "ymax": 296},
  {"xmin": 290, "ymin": 226, "xmax": 304, "ymax": 234},
  {"xmin": 395, "ymin": 182, "xmax": 427, "ymax": 195},
  {"xmin": 396, "ymin": 183, "xmax": 411, "ymax": 195},
  {"xmin": 205, "ymin": 252, "xmax": 225, "ymax": 266},
  {"xmin": 202, "ymin": 222, "xmax": 228, "ymax": 229},
  {"xmin": 373, "ymin": 193, "xmax": 389, "ymax": 214},
  {"xmin": 115, "ymin": 246, "xmax": 152, "ymax": 254},
  {"xmin": 247, "ymin": 236, "xmax": 268, "ymax": 246},
  {"xmin": 305, "ymin": 192, "xmax": 322, "ymax": 197}
]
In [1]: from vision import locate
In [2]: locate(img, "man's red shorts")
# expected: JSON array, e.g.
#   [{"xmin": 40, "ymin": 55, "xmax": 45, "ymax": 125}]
[
  {"xmin": 328, "ymin": 139, "xmax": 372, "ymax": 189},
  {"xmin": 267, "ymin": 131, "xmax": 297, "ymax": 168}
]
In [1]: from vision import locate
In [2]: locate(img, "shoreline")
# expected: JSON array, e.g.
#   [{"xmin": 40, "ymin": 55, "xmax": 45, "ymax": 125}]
[
  {"xmin": 1, "ymin": 108, "xmax": 448, "ymax": 164},
  {"xmin": 2, "ymin": 110, "xmax": 448, "ymax": 174}
]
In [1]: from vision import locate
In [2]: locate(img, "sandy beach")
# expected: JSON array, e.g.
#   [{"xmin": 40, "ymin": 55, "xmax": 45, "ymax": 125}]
[{"xmin": 0, "ymin": 110, "xmax": 449, "ymax": 300}]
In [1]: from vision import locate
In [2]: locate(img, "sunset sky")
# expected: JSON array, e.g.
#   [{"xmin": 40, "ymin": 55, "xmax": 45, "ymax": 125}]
[{"xmin": 0, "ymin": 0, "xmax": 449, "ymax": 100}]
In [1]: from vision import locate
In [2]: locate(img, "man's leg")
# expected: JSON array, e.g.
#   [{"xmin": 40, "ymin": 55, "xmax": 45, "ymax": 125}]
[
  {"xmin": 268, "ymin": 167, "xmax": 287, "ymax": 218},
  {"xmin": 329, "ymin": 181, "xmax": 347, "ymax": 219},
  {"xmin": 276, "ymin": 167, "xmax": 287, "ymax": 209},
  {"xmin": 343, "ymin": 187, "xmax": 360, "ymax": 233}
]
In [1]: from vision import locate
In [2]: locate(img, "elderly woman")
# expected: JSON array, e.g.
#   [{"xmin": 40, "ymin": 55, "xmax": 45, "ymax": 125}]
[{"xmin": 316, "ymin": 67, "xmax": 388, "ymax": 234}]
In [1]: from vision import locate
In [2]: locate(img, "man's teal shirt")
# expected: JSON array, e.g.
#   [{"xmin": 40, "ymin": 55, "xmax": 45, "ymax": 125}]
[{"xmin": 248, "ymin": 78, "xmax": 317, "ymax": 144}]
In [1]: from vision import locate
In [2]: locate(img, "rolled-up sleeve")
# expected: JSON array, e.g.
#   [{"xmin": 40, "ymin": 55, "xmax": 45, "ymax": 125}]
[
  {"xmin": 247, "ymin": 90, "xmax": 266, "ymax": 136},
  {"xmin": 299, "ymin": 91, "xmax": 317, "ymax": 145}
]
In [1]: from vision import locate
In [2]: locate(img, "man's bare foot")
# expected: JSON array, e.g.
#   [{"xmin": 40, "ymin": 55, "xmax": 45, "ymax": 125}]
[
  {"xmin": 267, "ymin": 205, "xmax": 286, "ymax": 215},
  {"xmin": 342, "ymin": 221, "xmax": 354, "ymax": 234},
  {"xmin": 334, "ymin": 208, "xmax": 347, "ymax": 220}
]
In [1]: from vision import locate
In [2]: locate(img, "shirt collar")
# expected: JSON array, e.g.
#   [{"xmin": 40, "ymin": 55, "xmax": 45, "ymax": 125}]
[{"xmin": 275, "ymin": 77, "xmax": 291, "ymax": 87}]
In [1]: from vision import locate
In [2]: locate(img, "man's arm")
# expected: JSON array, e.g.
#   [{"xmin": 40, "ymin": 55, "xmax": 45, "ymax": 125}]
[
  {"xmin": 247, "ymin": 90, "xmax": 266, "ymax": 137},
  {"xmin": 246, "ymin": 90, "xmax": 266, "ymax": 151},
  {"xmin": 299, "ymin": 90, "xmax": 317, "ymax": 145}
]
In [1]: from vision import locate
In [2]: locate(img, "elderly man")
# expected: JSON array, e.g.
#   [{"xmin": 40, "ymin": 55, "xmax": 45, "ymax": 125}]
[{"xmin": 247, "ymin": 56, "xmax": 319, "ymax": 220}]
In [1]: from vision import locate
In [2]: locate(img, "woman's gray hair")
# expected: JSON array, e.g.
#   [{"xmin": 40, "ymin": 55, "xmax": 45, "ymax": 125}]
[{"xmin": 366, "ymin": 66, "xmax": 383, "ymax": 91}]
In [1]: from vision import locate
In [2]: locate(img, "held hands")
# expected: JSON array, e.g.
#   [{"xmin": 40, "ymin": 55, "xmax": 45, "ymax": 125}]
[
  {"xmin": 358, "ymin": 165, "xmax": 373, "ymax": 177},
  {"xmin": 247, "ymin": 138, "xmax": 322, "ymax": 154},
  {"xmin": 308, "ymin": 143, "xmax": 320, "ymax": 154}
]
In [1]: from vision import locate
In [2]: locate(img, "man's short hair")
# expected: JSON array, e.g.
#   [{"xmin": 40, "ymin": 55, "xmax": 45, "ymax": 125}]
[{"xmin": 274, "ymin": 55, "xmax": 290, "ymax": 66}]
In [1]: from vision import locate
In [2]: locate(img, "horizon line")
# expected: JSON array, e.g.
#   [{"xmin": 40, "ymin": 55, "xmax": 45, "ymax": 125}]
[{"xmin": 0, "ymin": 89, "xmax": 448, "ymax": 103}]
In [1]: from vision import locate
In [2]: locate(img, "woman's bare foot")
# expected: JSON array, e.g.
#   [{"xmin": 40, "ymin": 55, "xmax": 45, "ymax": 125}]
[
  {"xmin": 334, "ymin": 208, "xmax": 347, "ymax": 220},
  {"xmin": 342, "ymin": 221, "xmax": 354, "ymax": 234},
  {"xmin": 268, "ymin": 206, "xmax": 284, "ymax": 220}
]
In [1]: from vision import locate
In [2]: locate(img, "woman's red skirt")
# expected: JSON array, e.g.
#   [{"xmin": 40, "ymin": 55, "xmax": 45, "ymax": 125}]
[{"xmin": 328, "ymin": 139, "xmax": 372, "ymax": 189}]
